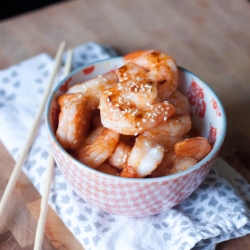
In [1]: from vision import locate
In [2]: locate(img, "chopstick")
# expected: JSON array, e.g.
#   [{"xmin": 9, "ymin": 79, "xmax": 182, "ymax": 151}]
[
  {"xmin": 33, "ymin": 48, "xmax": 73, "ymax": 250},
  {"xmin": 0, "ymin": 41, "xmax": 66, "ymax": 221}
]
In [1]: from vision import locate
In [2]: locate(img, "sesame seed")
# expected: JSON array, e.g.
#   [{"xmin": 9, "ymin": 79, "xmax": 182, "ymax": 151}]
[
  {"xmin": 142, "ymin": 118, "xmax": 146, "ymax": 123},
  {"xmin": 153, "ymin": 148, "xmax": 158, "ymax": 153},
  {"xmin": 103, "ymin": 78, "xmax": 107, "ymax": 82},
  {"xmin": 134, "ymin": 132, "xmax": 138, "ymax": 136},
  {"xmin": 164, "ymin": 117, "xmax": 167, "ymax": 121},
  {"xmin": 151, "ymin": 118, "xmax": 155, "ymax": 122},
  {"xmin": 98, "ymin": 75, "xmax": 102, "ymax": 78},
  {"xmin": 74, "ymin": 140, "xmax": 78, "ymax": 144}
]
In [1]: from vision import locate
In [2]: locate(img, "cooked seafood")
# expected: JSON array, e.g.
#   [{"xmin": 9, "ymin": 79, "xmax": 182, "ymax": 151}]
[
  {"xmin": 124, "ymin": 50, "xmax": 179, "ymax": 101},
  {"xmin": 55, "ymin": 49, "xmax": 212, "ymax": 178},
  {"xmin": 56, "ymin": 93, "xmax": 90, "ymax": 151},
  {"xmin": 74, "ymin": 127, "xmax": 119, "ymax": 169}
]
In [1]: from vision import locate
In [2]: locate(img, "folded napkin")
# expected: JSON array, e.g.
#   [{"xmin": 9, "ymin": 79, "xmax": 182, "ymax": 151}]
[{"xmin": 1, "ymin": 42, "xmax": 250, "ymax": 250}]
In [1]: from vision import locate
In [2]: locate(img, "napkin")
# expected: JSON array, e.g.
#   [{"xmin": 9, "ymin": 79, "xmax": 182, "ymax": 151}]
[{"xmin": 1, "ymin": 42, "xmax": 250, "ymax": 250}]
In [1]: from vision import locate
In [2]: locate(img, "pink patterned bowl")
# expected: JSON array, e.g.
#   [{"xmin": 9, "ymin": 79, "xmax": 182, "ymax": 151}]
[{"xmin": 45, "ymin": 57, "xmax": 226, "ymax": 217}]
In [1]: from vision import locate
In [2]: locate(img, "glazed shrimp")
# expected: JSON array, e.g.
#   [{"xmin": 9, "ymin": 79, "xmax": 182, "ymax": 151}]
[
  {"xmin": 97, "ymin": 163, "xmax": 118, "ymax": 176},
  {"xmin": 115, "ymin": 78, "xmax": 158, "ymax": 109},
  {"xmin": 174, "ymin": 136, "xmax": 212, "ymax": 161},
  {"xmin": 124, "ymin": 135, "xmax": 164, "ymax": 177},
  {"xmin": 151, "ymin": 151, "xmax": 197, "ymax": 177},
  {"xmin": 119, "ymin": 166, "xmax": 137, "ymax": 178},
  {"xmin": 99, "ymin": 82, "xmax": 175, "ymax": 135},
  {"xmin": 167, "ymin": 90, "xmax": 190, "ymax": 115},
  {"xmin": 142, "ymin": 114, "xmax": 192, "ymax": 150},
  {"xmin": 80, "ymin": 125, "xmax": 103, "ymax": 148},
  {"xmin": 116, "ymin": 62, "xmax": 147, "ymax": 82},
  {"xmin": 56, "ymin": 93, "xmax": 91, "ymax": 151},
  {"xmin": 124, "ymin": 50, "xmax": 178, "ymax": 101},
  {"xmin": 67, "ymin": 72, "xmax": 118, "ymax": 109},
  {"xmin": 108, "ymin": 141, "xmax": 132, "ymax": 169},
  {"xmin": 170, "ymin": 156, "xmax": 197, "ymax": 174},
  {"xmin": 74, "ymin": 127, "xmax": 119, "ymax": 169}
]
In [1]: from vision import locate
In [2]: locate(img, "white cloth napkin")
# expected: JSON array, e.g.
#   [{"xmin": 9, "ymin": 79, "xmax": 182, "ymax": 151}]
[{"xmin": 0, "ymin": 42, "xmax": 250, "ymax": 250}]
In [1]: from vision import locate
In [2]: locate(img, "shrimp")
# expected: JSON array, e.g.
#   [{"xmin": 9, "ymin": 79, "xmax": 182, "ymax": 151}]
[
  {"xmin": 114, "ymin": 78, "xmax": 158, "ymax": 109},
  {"xmin": 170, "ymin": 156, "xmax": 197, "ymax": 174},
  {"xmin": 167, "ymin": 90, "xmax": 190, "ymax": 115},
  {"xmin": 108, "ymin": 141, "xmax": 132, "ymax": 169},
  {"xmin": 174, "ymin": 136, "xmax": 212, "ymax": 161},
  {"xmin": 56, "ymin": 93, "xmax": 91, "ymax": 151},
  {"xmin": 97, "ymin": 163, "xmax": 118, "ymax": 176},
  {"xmin": 142, "ymin": 114, "xmax": 192, "ymax": 150},
  {"xmin": 99, "ymin": 81, "xmax": 175, "ymax": 135},
  {"xmin": 80, "ymin": 125, "xmax": 103, "ymax": 148},
  {"xmin": 115, "ymin": 62, "xmax": 147, "ymax": 82},
  {"xmin": 124, "ymin": 50, "xmax": 179, "ymax": 101},
  {"xmin": 125, "ymin": 135, "xmax": 164, "ymax": 177},
  {"xmin": 74, "ymin": 127, "xmax": 120, "ymax": 169},
  {"xmin": 67, "ymin": 72, "xmax": 118, "ymax": 109},
  {"xmin": 119, "ymin": 166, "xmax": 138, "ymax": 178},
  {"xmin": 151, "ymin": 151, "xmax": 197, "ymax": 177}
]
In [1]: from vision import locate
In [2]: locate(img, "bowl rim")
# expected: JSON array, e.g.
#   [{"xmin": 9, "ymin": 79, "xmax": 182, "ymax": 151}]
[{"xmin": 45, "ymin": 56, "xmax": 227, "ymax": 182}]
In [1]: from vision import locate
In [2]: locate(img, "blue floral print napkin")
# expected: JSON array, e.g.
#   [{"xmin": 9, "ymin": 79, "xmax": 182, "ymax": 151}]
[{"xmin": 0, "ymin": 42, "xmax": 250, "ymax": 250}]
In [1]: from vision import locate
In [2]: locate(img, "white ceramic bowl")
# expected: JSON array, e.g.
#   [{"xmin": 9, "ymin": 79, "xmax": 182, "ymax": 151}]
[{"xmin": 45, "ymin": 57, "xmax": 226, "ymax": 217}]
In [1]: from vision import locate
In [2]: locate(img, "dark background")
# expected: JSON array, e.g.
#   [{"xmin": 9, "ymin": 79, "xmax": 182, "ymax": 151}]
[{"xmin": 0, "ymin": 0, "xmax": 66, "ymax": 20}]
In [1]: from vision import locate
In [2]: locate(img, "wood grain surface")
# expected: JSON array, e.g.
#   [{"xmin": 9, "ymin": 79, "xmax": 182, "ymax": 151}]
[{"xmin": 0, "ymin": 0, "xmax": 250, "ymax": 249}]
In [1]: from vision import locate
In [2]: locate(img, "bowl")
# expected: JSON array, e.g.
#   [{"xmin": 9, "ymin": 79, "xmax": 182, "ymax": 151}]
[{"xmin": 45, "ymin": 57, "xmax": 226, "ymax": 217}]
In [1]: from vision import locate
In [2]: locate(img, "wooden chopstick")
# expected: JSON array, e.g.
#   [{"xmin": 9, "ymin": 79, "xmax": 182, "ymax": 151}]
[
  {"xmin": 33, "ymin": 48, "xmax": 73, "ymax": 250},
  {"xmin": 0, "ymin": 41, "xmax": 66, "ymax": 221}
]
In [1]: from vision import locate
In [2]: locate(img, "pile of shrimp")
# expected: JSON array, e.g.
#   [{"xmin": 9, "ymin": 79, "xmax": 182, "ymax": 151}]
[{"xmin": 55, "ymin": 50, "xmax": 211, "ymax": 178}]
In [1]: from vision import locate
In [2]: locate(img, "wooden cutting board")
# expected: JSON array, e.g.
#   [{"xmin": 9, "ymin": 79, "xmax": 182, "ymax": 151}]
[{"xmin": 0, "ymin": 140, "xmax": 84, "ymax": 249}]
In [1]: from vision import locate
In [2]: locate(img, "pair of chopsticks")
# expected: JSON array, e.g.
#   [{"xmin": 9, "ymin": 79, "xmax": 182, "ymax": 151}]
[{"xmin": 0, "ymin": 41, "xmax": 73, "ymax": 250}]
